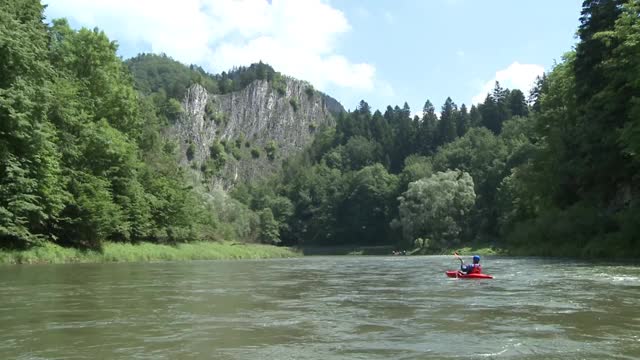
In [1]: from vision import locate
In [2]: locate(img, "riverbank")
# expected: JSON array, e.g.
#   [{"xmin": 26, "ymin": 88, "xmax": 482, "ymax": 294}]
[
  {"xmin": 410, "ymin": 245, "xmax": 506, "ymax": 256},
  {"xmin": 299, "ymin": 245, "xmax": 395, "ymax": 256},
  {"xmin": 298, "ymin": 244, "xmax": 505, "ymax": 256},
  {"xmin": 0, "ymin": 242, "xmax": 300, "ymax": 265}
]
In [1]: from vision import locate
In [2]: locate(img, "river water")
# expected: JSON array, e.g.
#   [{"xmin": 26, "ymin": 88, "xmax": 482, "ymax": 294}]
[{"xmin": 1, "ymin": 256, "xmax": 639, "ymax": 359}]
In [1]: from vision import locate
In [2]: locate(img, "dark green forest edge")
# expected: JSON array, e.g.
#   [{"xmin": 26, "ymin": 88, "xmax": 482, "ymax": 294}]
[{"xmin": 1, "ymin": 0, "xmax": 639, "ymax": 262}]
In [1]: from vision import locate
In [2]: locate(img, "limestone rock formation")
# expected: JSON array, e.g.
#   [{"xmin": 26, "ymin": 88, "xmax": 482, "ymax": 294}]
[{"xmin": 170, "ymin": 77, "xmax": 343, "ymax": 188}]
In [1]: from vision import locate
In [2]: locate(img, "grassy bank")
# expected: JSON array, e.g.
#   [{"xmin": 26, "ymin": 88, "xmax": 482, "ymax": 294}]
[{"xmin": 0, "ymin": 242, "xmax": 300, "ymax": 265}]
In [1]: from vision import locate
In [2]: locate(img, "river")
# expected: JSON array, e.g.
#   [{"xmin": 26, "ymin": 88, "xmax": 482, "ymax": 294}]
[{"xmin": 1, "ymin": 256, "xmax": 639, "ymax": 359}]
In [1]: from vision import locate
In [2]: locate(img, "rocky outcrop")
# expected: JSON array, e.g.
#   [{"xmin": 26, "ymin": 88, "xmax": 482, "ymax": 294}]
[{"xmin": 170, "ymin": 77, "xmax": 343, "ymax": 188}]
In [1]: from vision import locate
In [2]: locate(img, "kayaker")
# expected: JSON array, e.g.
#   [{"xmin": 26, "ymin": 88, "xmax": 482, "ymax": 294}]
[{"xmin": 460, "ymin": 255, "xmax": 482, "ymax": 274}]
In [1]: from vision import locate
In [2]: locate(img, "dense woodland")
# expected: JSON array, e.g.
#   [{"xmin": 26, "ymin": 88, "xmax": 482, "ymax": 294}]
[
  {"xmin": 0, "ymin": 1, "xmax": 271, "ymax": 250},
  {"xmin": 1, "ymin": 0, "xmax": 639, "ymax": 256},
  {"xmin": 234, "ymin": 0, "xmax": 640, "ymax": 256}
]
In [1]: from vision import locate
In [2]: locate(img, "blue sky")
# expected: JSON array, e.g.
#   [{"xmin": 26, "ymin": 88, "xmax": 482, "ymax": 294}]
[{"xmin": 45, "ymin": 0, "xmax": 583, "ymax": 115}]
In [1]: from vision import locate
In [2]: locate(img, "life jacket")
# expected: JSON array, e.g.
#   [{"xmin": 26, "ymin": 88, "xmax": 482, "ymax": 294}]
[{"xmin": 469, "ymin": 264, "xmax": 482, "ymax": 274}]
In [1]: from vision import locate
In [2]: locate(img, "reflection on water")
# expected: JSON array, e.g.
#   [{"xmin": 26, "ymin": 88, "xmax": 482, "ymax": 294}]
[{"xmin": 0, "ymin": 256, "xmax": 639, "ymax": 359}]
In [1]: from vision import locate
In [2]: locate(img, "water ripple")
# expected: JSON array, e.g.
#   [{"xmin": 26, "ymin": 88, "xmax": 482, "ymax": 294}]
[{"xmin": 0, "ymin": 256, "xmax": 638, "ymax": 359}]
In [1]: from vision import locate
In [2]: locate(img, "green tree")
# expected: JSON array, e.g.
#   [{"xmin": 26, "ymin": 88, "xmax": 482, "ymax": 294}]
[
  {"xmin": 265, "ymin": 141, "xmax": 277, "ymax": 161},
  {"xmin": 479, "ymin": 82, "xmax": 510, "ymax": 134},
  {"xmin": 126, "ymin": 53, "xmax": 218, "ymax": 99},
  {"xmin": 438, "ymin": 97, "xmax": 458, "ymax": 144},
  {"xmin": 338, "ymin": 164, "xmax": 398, "ymax": 244},
  {"xmin": 528, "ymin": 74, "xmax": 547, "ymax": 113},
  {"xmin": 277, "ymin": 160, "xmax": 346, "ymax": 246},
  {"xmin": 612, "ymin": 1, "xmax": 640, "ymax": 158},
  {"xmin": 499, "ymin": 0, "xmax": 640, "ymax": 256},
  {"xmin": 259, "ymin": 208, "xmax": 280, "ymax": 244},
  {"xmin": 49, "ymin": 20, "xmax": 143, "ymax": 137},
  {"xmin": 0, "ymin": 0, "xmax": 67, "ymax": 248},
  {"xmin": 456, "ymin": 104, "xmax": 470, "ymax": 137},
  {"xmin": 432, "ymin": 128, "xmax": 508, "ymax": 238},
  {"xmin": 342, "ymin": 136, "xmax": 381, "ymax": 170},
  {"xmin": 419, "ymin": 100, "xmax": 438, "ymax": 154},
  {"xmin": 370, "ymin": 110, "xmax": 392, "ymax": 154},
  {"xmin": 389, "ymin": 104, "xmax": 418, "ymax": 172},
  {"xmin": 507, "ymin": 89, "xmax": 528, "ymax": 117},
  {"xmin": 396, "ymin": 170, "xmax": 476, "ymax": 248},
  {"xmin": 209, "ymin": 141, "xmax": 226, "ymax": 167},
  {"xmin": 289, "ymin": 98, "xmax": 299, "ymax": 112},
  {"xmin": 469, "ymin": 104, "xmax": 483, "ymax": 128},
  {"xmin": 574, "ymin": 0, "xmax": 624, "ymax": 102},
  {"xmin": 186, "ymin": 142, "xmax": 196, "ymax": 161},
  {"xmin": 165, "ymin": 98, "xmax": 184, "ymax": 122},
  {"xmin": 399, "ymin": 155, "xmax": 433, "ymax": 190}
]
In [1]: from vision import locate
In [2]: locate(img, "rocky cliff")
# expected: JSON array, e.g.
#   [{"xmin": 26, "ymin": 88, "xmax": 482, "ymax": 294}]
[{"xmin": 170, "ymin": 77, "xmax": 343, "ymax": 188}]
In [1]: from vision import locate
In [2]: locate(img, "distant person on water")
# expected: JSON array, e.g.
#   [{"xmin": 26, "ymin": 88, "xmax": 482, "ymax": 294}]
[{"xmin": 460, "ymin": 255, "xmax": 482, "ymax": 274}]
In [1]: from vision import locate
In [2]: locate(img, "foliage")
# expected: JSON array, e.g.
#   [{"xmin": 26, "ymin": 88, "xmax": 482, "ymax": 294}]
[
  {"xmin": 432, "ymin": 128, "xmax": 509, "ymax": 238},
  {"xmin": 498, "ymin": 0, "xmax": 640, "ymax": 256},
  {"xmin": 240, "ymin": 0, "xmax": 640, "ymax": 255},
  {"xmin": 289, "ymin": 98, "xmax": 299, "ymax": 112},
  {"xmin": 186, "ymin": 142, "xmax": 196, "ymax": 161},
  {"xmin": 127, "ymin": 53, "xmax": 218, "ymax": 99},
  {"xmin": 216, "ymin": 61, "xmax": 278, "ymax": 93},
  {"xmin": 259, "ymin": 208, "xmax": 280, "ymax": 244},
  {"xmin": 339, "ymin": 164, "xmax": 399, "ymax": 244},
  {"xmin": 399, "ymin": 155, "xmax": 433, "ymax": 189},
  {"xmin": 396, "ymin": 170, "xmax": 476, "ymax": 249},
  {"xmin": 209, "ymin": 141, "xmax": 227, "ymax": 171},
  {"xmin": 271, "ymin": 73, "xmax": 287, "ymax": 95},
  {"xmin": 0, "ymin": 3, "xmax": 264, "ymax": 251},
  {"xmin": 0, "ymin": 0, "xmax": 67, "ymax": 248},
  {"xmin": 305, "ymin": 85, "xmax": 315, "ymax": 99},
  {"xmin": 265, "ymin": 141, "xmax": 277, "ymax": 161}
]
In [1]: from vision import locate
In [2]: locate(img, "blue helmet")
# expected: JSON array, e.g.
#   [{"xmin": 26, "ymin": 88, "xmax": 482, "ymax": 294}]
[{"xmin": 473, "ymin": 255, "xmax": 480, "ymax": 263}]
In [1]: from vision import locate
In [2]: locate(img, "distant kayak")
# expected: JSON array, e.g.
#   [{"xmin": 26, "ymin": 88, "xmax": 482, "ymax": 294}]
[{"xmin": 445, "ymin": 270, "xmax": 493, "ymax": 279}]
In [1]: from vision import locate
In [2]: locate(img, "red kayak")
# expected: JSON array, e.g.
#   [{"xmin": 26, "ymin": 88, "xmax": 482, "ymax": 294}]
[{"xmin": 446, "ymin": 270, "xmax": 493, "ymax": 279}]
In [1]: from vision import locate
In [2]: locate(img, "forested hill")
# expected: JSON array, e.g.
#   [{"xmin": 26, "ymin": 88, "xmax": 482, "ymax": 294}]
[
  {"xmin": 1, "ymin": 0, "xmax": 639, "ymax": 257},
  {"xmin": 232, "ymin": 0, "xmax": 640, "ymax": 256},
  {"xmin": 0, "ymin": 2, "xmax": 315, "ymax": 250},
  {"xmin": 125, "ymin": 54, "xmax": 343, "ymax": 120},
  {"xmin": 125, "ymin": 53, "xmax": 342, "ymax": 189}
]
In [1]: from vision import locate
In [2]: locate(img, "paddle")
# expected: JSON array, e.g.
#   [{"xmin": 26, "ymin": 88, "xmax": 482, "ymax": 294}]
[
  {"xmin": 453, "ymin": 251, "xmax": 464, "ymax": 277},
  {"xmin": 453, "ymin": 251, "xmax": 464, "ymax": 266}
]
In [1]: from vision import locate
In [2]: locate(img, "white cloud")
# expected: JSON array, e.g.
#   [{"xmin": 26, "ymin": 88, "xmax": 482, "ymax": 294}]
[
  {"xmin": 471, "ymin": 62, "xmax": 544, "ymax": 105},
  {"xmin": 44, "ymin": 0, "xmax": 377, "ymax": 92},
  {"xmin": 456, "ymin": 50, "xmax": 465, "ymax": 57}
]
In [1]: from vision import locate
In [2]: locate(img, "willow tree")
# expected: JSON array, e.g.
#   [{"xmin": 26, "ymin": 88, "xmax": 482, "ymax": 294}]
[{"xmin": 396, "ymin": 170, "xmax": 475, "ymax": 249}]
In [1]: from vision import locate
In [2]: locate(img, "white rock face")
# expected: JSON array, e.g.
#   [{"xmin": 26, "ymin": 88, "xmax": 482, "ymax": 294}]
[{"xmin": 170, "ymin": 78, "xmax": 342, "ymax": 188}]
